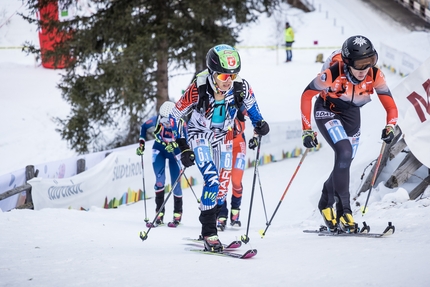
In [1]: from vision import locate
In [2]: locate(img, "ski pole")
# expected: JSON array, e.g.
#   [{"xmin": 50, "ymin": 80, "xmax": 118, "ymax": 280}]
[
  {"xmin": 241, "ymin": 135, "xmax": 262, "ymax": 244},
  {"xmin": 140, "ymin": 154, "xmax": 149, "ymax": 223},
  {"xmin": 260, "ymin": 148, "xmax": 309, "ymax": 238},
  {"xmin": 361, "ymin": 142, "xmax": 386, "ymax": 216},
  {"xmin": 139, "ymin": 168, "xmax": 186, "ymax": 241},
  {"xmin": 257, "ymin": 166, "xmax": 269, "ymax": 225},
  {"xmin": 174, "ymin": 157, "xmax": 200, "ymax": 204},
  {"xmin": 183, "ymin": 172, "xmax": 201, "ymax": 203}
]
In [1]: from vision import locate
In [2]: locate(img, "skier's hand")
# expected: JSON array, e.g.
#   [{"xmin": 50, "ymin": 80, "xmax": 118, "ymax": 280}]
[
  {"xmin": 176, "ymin": 138, "xmax": 195, "ymax": 167},
  {"xmin": 136, "ymin": 139, "xmax": 145, "ymax": 156},
  {"xmin": 165, "ymin": 141, "xmax": 178, "ymax": 153},
  {"xmin": 381, "ymin": 125, "xmax": 395, "ymax": 144},
  {"xmin": 254, "ymin": 120, "xmax": 270, "ymax": 136},
  {"xmin": 248, "ymin": 136, "xmax": 259, "ymax": 150},
  {"xmin": 302, "ymin": 130, "xmax": 318, "ymax": 148}
]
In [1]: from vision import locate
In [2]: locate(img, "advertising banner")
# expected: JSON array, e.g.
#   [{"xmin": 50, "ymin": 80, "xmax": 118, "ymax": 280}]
[{"xmin": 392, "ymin": 56, "xmax": 430, "ymax": 168}]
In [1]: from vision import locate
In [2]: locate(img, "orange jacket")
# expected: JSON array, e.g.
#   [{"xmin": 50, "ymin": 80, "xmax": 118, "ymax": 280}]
[{"xmin": 300, "ymin": 57, "xmax": 398, "ymax": 130}]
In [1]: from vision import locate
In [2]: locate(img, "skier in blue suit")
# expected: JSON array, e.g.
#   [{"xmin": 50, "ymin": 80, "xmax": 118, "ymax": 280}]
[{"xmin": 136, "ymin": 101, "xmax": 188, "ymax": 227}]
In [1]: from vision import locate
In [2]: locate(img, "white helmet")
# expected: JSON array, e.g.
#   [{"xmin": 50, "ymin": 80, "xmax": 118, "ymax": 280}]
[{"xmin": 159, "ymin": 101, "xmax": 175, "ymax": 118}]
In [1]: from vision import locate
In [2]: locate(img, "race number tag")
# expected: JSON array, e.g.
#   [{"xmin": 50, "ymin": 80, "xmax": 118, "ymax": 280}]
[
  {"xmin": 235, "ymin": 152, "xmax": 246, "ymax": 170},
  {"xmin": 220, "ymin": 143, "xmax": 233, "ymax": 169},
  {"xmin": 350, "ymin": 136, "xmax": 359, "ymax": 159},
  {"xmin": 192, "ymin": 138, "xmax": 211, "ymax": 165},
  {"xmin": 324, "ymin": 119, "xmax": 348, "ymax": 144}
]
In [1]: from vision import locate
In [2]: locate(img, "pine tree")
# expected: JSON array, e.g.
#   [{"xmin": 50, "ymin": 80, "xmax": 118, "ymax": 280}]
[{"xmin": 21, "ymin": 0, "xmax": 279, "ymax": 153}]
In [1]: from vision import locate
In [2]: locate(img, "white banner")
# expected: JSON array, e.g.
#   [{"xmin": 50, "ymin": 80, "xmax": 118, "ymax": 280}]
[
  {"xmin": 30, "ymin": 149, "xmax": 144, "ymax": 210},
  {"xmin": 393, "ymin": 56, "xmax": 430, "ymax": 168}
]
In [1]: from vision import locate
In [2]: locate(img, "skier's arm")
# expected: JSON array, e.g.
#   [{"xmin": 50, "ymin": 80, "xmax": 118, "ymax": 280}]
[
  {"xmin": 170, "ymin": 83, "xmax": 198, "ymax": 139},
  {"xmin": 373, "ymin": 69, "xmax": 398, "ymax": 127},
  {"xmin": 139, "ymin": 115, "xmax": 158, "ymax": 141},
  {"xmin": 300, "ymin": 70, "xmax": 333, "ymax": 130},
  {"xmin": 241, "ymin": 79, "xmax": 264, "ymax": 126}
]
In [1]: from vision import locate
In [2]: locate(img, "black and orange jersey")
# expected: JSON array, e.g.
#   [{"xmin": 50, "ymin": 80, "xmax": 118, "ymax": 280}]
[{"xmin": 300, "ymin": 56, "xmax": 398, "ymax": 130}]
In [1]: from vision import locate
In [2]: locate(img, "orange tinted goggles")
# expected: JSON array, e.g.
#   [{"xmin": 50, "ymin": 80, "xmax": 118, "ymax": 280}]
[
  {"xmin": 351, "ymin": 54, "xmax": 378, "ymax": 70},
  {"xmin": 216, "ymin": 73, "xmax": 238, "ymax": 82}
]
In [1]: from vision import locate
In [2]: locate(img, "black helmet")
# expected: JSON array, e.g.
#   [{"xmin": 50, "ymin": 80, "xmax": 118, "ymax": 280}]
[
  {"xmin": 206, "ymin": 44, "xmax": 241, "ymax": 74},
  {"xmin": 341, "ymin": 35, "xmax": 378, "ymax": 70}
]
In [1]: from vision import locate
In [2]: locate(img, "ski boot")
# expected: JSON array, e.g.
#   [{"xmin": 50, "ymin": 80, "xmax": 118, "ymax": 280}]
[
  {"xmin": 230, "ymin": 209, "xmax": 241, "ymax": 227},
  {"xmin": 203, "ymin": 235, "xmax": 223, "ymax": 252},
  {"xmin": 321, "ymin": 207, "xmax": 337, "ymax": 232},
  {"xmin": 339, "ymin": 212, "xmax": 357, "ymax": 233},
  {"xmin": 167, "ymin": 212, "xmax": 182, "ymax": 228},
  {"xmin": 145, "ymin": 211, "xmax": 164, "ymax": 228},
  {"xmin": 217, "ymin": 217, "xmax": 227, "ymax": 231}
]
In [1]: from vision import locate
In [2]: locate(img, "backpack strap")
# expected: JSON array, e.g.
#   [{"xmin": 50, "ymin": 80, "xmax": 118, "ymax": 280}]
[{"xmin": 371, "ymin": 66, "xmax": 378, "ymax": 81}]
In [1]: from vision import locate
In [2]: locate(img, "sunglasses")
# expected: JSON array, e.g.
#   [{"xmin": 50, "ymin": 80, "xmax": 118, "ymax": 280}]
[
  {"xmin": 215, "ymin": 73, "xmax": 238, "ymax": 82},
  {"xmin": 349, "ymin": 54, "xmax": 378, "ymax": 70}
]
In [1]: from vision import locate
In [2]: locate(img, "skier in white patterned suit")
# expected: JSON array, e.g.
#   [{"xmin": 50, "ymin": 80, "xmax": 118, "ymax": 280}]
[{"xmin": 167, "ymin": 44, "xmax": 270, "ymax": 252}]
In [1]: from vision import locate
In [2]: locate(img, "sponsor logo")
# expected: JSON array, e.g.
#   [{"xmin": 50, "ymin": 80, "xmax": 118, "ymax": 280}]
[
  {"xmin": 315, "ymin": 110, "xmax": 335, "ymax": 119},
  {"xmin": 112, "ymin": 160, "xmax": 141, "ymax": 181},
  {"xmin": 48, "ymin": 184, "xmax": 83, "ymax": 200}
]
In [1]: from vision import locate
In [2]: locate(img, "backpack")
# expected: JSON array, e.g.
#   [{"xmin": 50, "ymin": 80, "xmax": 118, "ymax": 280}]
[{"xmin": 194, "ymin": 71, "xmax": 245, "ymax": 122}]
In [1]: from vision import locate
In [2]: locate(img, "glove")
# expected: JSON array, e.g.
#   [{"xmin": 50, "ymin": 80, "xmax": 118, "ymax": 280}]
[
  {"xmin": 165, "ymin": 141, "xmax": 178, "ymax": 153},
  {"xmin": 302, "ymin": 130, "xmax": 318, "ymax": 148},
  {"xmin": 136, "ymin": 139, "xmax": 145, "ymax": 156},
  {"xmin": 248, "ymin": 136, "xmax": 259, "ymax": 150},
  {"xmin": 254, "ymin": 120, "xmax": 270, "ymax": 136},
  {"xmin": 176, "ymin": 138, "xmax": 195, "ymax": 167},
  {"xmin": 381, "ymin": 125, "xmax": 395, "ymax": 144}
]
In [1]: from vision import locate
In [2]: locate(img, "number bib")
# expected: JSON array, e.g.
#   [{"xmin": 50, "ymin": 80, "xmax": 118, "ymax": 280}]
[
  {"xmin": 220, "ymin": 143, "xmax": 233, "ymax": 169},
  {"xmin": 324, "ymin": 119, "xmax": 348, "ymax": 144},
  {"xmin": 235, "ymin": 152, "xmax": 246, "ymax": 170},
  {"xmin": 192, "ymin": 138, "xmax": 211, "ymax": 165}
]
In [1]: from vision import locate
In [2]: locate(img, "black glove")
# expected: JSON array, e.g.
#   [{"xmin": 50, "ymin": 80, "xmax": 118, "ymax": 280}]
[
  {"xmin": 248, "ymin": 136, "xmax": 259, "ymax": 150},
  {"xmin": 136, "ymin": 139, "xmax": 145, "ymax": 156},
  {"xmin": 381, "ymin": 125, "xmax": 395, "ymax": 144},
  {"xmin": 302, "ymin": 130, "xmax": 318, "ymax": 148},
  {"xmin": 254, "ymin": 120, "xmax": 270, "ymax": 136},
  {"xmin": 176, "ymin": 138, "xmax": 195, "ymax": 167}
]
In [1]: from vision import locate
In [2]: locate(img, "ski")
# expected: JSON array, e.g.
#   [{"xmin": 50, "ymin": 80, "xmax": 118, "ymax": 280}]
[
  {"xmin": 186, "ymin": 248, "xmax": 257, "ymax": 259},
  {"xmin": 303, "ymin": 222, "xmax": 395, "ymax": 238},
  {"xmin": 183, "ymin": 237, "xmax": 242, "ymax": 249}
]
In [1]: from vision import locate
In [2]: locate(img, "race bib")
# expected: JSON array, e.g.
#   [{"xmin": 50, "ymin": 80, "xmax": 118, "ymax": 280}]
[
  {"xmin": 220, "ymin": 143, "xmax": 233, "ymax": 169},
  {"xmin": 324, "ymin": 119, "xmax": 348, "ymax": 144}
]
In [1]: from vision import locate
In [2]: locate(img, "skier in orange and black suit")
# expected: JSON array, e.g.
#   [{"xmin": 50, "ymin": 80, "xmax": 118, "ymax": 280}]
[
  {"xmin": 300, "ymin": 35, "xmax": 398, "ymax": 233},
  {"xmin": 217, "ymin": 109, "xmax": 247, "ymax": 230}
]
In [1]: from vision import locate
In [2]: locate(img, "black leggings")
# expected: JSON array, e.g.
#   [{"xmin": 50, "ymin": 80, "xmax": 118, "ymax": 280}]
[{"xmin": 314, "ymin": 97, "xmax": 361, "ymax": 216}]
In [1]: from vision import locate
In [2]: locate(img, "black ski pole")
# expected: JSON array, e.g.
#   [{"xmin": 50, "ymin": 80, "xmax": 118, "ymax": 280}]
[
  {"xmin": 256, "ymin": 167, "xmax": 269, "ymax": 225},
  {"xmin": 183, "ymin": 172, "xmax": 201, "ymax": 203},
  {"xmin": 260, "ymin": 148, "xmax": 309, "ymax": 238},
  {"xmin": 362, "ymin": 142, "xmax": 386, "ymax": 216},
  {"xmin": 139, "ymin": 168, "xmax": 186, "ymax": 241},
  {"xmin": 140, "ymin": 155, "xmax": 149, "ymax": 223},
  {"xmin": 241, "ymin": 135, "xmax": 262, "ymax": 244}
]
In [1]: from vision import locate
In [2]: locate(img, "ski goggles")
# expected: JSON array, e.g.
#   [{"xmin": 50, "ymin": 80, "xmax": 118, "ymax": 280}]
[
  {"xmin": 215, "ymin": 73, "xmax": 238, "ymax": 82},
  {"xmin": 349, "ymin": 54, "xmax": 378, "ymax": 70}
]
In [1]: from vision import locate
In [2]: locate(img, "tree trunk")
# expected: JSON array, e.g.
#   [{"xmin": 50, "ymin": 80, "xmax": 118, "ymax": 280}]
[{"xmin": 156, "ymin": 37, "xmax": 169, "ymax": 112}]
